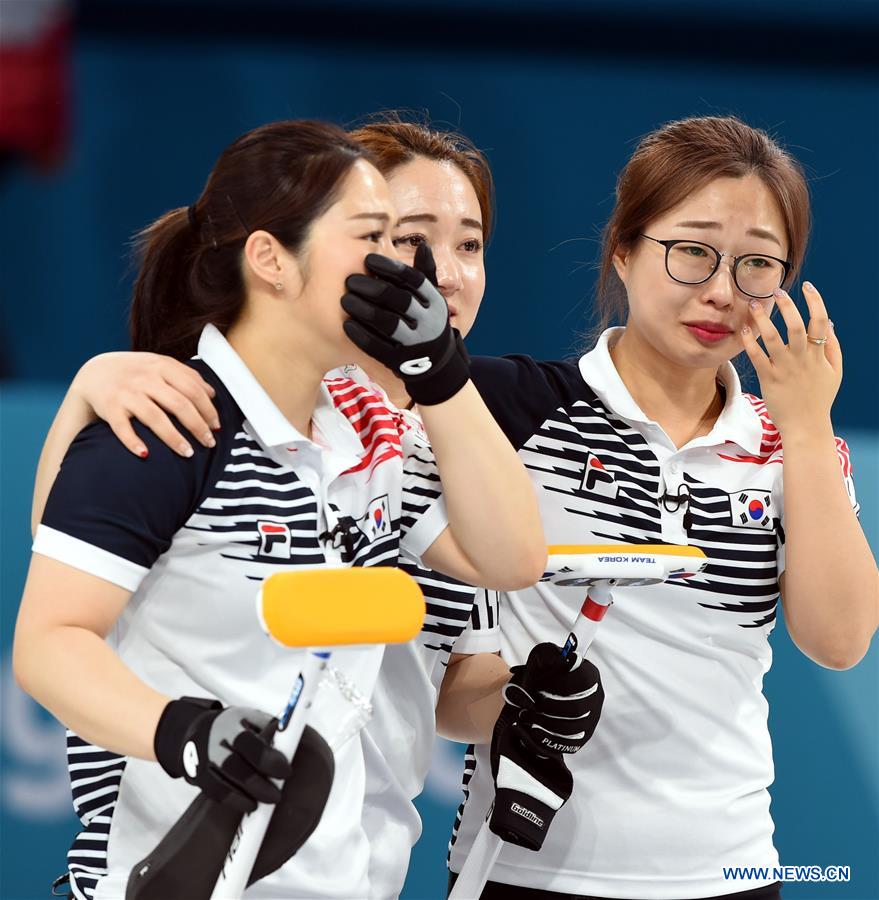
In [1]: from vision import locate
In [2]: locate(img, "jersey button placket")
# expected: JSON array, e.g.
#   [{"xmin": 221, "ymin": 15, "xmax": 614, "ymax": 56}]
[
  {"xmin": 660, "ymin": 454, "xmax": 688, "ymax": 545},
  {"xmin": 314, "ymin": 455, "xmax": 346, "ymax": 567}
]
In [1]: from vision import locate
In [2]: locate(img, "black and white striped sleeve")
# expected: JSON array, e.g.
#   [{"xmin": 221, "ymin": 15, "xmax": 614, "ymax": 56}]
[
  {"xmin": 451, "ymin": 589, "xmax": 501, "ymax": 655},
  {"xmin": 398, "ymin": 425, "xmax": 449, "ymax": 565}
]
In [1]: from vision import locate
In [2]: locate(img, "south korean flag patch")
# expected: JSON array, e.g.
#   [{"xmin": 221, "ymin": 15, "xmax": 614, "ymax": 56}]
[
  {"xmin": 580, "ymin": 452, "xmax": 618, "ymax": 500},
  {"xmin": 353, "ymin": 494, "xmax": 392, "ymax": 543},
  {"xmin": 728, "ymin": 490, "xmax": 773, "ymax": 529}
]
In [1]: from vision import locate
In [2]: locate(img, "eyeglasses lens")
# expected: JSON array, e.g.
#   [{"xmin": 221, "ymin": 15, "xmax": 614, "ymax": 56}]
[
  {"xmin": 666, "ymin": 242, "xmax": 717, "ymax": 284},
  {"xmin": 735, "ymin": 255, "xmax": 785, "ymax": 298},
  {"xmin": 666, "ymin": 242, "xmax": 784, "ymax": 298}
]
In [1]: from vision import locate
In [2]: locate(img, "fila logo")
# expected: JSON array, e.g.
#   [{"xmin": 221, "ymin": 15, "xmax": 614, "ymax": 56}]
[
  {"xmin": 580, "ymin": 452, "xmax": 618, "ymax": 499},
  {"xmin": 257, "ymin": 521, "xmax": 292, "ymax": 558},
  {"xmin": 728, "ymin": 490, "xmax": 773, "ymax": 530}
]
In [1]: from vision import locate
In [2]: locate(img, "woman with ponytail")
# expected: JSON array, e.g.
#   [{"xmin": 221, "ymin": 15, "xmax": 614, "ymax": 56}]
[
  {"xmin": 26, "ymin": 115, "xmax": 602, "ymax": 900},
  {"xmin": 13, "ymin": 119, "xmax": 545, "ymax": 900}
]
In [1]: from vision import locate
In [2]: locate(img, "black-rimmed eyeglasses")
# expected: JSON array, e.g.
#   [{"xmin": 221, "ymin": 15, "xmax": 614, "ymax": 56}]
[{"xmin": 641, "ymin": 235, "xmax": 791, "ymax": 300}]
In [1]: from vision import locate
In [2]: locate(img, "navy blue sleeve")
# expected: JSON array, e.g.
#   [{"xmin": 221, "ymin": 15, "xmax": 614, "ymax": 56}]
[
  {"xmin": 469, "ymin": 355, "xmax": 587, "ymax": 450},
  {"xmin": 35, "ymin": 360, "xmax": 239, "ymax": 590}
]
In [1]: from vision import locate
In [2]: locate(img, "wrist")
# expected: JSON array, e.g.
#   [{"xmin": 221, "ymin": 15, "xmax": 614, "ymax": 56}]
[
  {"xmin": 404, "ymin": 333, "xmax": 470, "ymax": 406},
  {"xmin": 153, "ymin": 697, "xmax": 221, "ymax": 778},
  {"xmin": 490, "ymin": 788, "xmax": 558, "ymax": 850},
  {"xmin": 69, "ymin": 354, "xmax": 111, "ymax": 414},
  {"xmin": 777, "ymin": 419, "xmax": 835, "ymax": 449}
]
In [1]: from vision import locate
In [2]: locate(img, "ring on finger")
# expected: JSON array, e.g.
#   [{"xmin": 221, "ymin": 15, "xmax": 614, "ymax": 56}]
[{"xmin": 807, "ymin": 335, "xmax": 828, "ymax": 346}]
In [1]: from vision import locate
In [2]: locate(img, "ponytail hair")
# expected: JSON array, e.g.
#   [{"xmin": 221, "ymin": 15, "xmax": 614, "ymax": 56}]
[{"xmin": 130, "ymin": 120, "xmax": 374, "ymax": 359}]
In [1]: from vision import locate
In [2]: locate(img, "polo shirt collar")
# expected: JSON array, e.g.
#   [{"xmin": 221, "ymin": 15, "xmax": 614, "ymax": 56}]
[
  {"xmin": 578, "ymin": 327, "xmax": 766, "ymax": 455},
  {"xmin": 197, "ymin": 324, "xmax": 362, "ymax": 456}
]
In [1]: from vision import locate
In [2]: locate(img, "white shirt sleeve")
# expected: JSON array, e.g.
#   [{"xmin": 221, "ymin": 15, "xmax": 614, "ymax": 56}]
[{"xmin": 451, "ymin": 589, "xmax": 502, "ymax": 655}]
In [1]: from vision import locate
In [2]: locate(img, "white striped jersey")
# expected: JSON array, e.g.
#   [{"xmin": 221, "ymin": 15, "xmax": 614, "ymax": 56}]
[
  {"xmin": 448, "ymin": 328, "xmax": 859, "ymax": 899},
  {"xmin": 33, "ymin": 325, "xmax": 449, "ymax": 900},
  {"xmin": 330, "ymin": 366, "xmax": 493, "ymax": 900}
]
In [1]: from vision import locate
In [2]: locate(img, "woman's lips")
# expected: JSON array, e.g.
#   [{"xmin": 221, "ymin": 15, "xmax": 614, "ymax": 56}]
[{"xmin": 685, "ymin": 322, "xmax": 733, "ymax": 344}]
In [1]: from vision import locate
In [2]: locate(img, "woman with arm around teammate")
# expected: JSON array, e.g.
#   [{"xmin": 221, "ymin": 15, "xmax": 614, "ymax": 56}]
[
  {"xmin": 25, "ymin": 116, "xmax": 600, "ymax": 900},
  {"xmin": 13, "ymin": 119, "xmax": 546, "ymax": 900}
]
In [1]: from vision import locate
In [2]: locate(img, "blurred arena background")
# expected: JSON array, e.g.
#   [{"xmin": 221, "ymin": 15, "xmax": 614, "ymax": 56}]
[{"xmin": 1, "ymin": 1, "xmax": 876, "ymax": 897}]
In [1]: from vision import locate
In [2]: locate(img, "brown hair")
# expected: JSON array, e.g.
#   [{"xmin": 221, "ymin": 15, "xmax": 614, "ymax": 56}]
[
  {"xmin": 595, "ymin": 115, "xmax": 811, "ymax": 332},
  {"xmin": 348, "ymin": 114, "xmax": 495, "ymax": 239},
  {"xmin": 130, "ymin": 120, "xmax": 373, "ymax": 359}
]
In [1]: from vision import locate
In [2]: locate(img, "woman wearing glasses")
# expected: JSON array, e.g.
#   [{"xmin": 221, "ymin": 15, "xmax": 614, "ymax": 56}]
[
  {"xmin": 29, "ymin": 115, "xmax": 877, "ymax": 899},
  {"xmin": 443, "ymin": 115, "xmax": 875, "ymax": 900}
]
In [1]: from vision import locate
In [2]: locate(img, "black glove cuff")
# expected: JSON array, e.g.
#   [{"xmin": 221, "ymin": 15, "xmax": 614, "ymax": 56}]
[
  {"xmin": 154, "ymin": 696, "xmax": 221, "ymax": 779},
  {"xmin": 489, "ymin": 789, "xmax": 557, "ymax": 851},
  {"xmin": 405, "ymin": 330, "xmax": 471, "ymax": 406}
]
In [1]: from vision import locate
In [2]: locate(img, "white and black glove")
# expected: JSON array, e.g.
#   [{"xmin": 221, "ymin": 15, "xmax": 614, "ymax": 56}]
[
  {"xmin": 503, "ymin": 641, "xmax": 604, "ymax": 754},
  {"xmin": 488, "ymin": 706, "xmax": 573, "ymax": 851},
  {"xmin": 341, "ymin": 243, "xmax": 470, "ymax": 405},
  {"xmin": 128, "ymin": 723, "xmax": 334, "ymax": 900},
  {"xmin": 487, "ymin": 643, "xmax": 604, "ymax": 851},
  {"xmin": 153, "ymin": 697, "xmax": 292, "ymax": 813}
]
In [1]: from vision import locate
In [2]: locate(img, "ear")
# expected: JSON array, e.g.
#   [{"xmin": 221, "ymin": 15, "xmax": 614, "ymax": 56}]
[
  {"xmin": 611, "ymin": 244, "xmax": 630, "ymax": 285},
  {"xmin": 243, "ymin": 230, "xmax": 302, "ymax": 295}
]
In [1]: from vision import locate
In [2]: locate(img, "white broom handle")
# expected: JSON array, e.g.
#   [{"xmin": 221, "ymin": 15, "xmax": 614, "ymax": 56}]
[
  {"xmin": 449, "ymin": 586, "xmax": 613, "ymax": 900},
  {"xmin": 449, "ymin": 820, "xmax": 504, "ymax": 899},
  {"xmin": 208, "ymin": 649, "xmax": 329, "ymax": 900}
]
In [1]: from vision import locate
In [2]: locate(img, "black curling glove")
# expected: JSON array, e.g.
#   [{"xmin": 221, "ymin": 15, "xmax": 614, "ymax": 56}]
[
  {"xmin": 486, "ymin": 643, "xmax": 603, "ymax": 851},
  {"xmin": 503, "ymin": 641, "xmax": 604, "ymax": 754},
  {"xmin": 342, "ymin": 242, "xmax": 470, "ymax": 405},
  {"xmin": 488, "ymin": 705, "xmax": 573, "ymax": 851},
  {"xmin": 153, "ymin": 697, "xmax": 293, "ymax": 814}
]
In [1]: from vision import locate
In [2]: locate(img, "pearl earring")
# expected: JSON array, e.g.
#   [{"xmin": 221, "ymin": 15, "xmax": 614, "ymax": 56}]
[{"xmin": 274, "ymin": 282, "xmax": 283, "ymax": 291}]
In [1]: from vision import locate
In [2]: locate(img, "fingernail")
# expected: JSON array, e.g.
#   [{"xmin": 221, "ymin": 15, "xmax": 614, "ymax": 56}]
[
  {"xmin": 179, "ymin": 443, "xmax": 194, "ymax": 458},
  {"xmin": 773, "ymin": 288, "xmax": 784, "ymax": 298},
  {"xmin": 829, "ymin": 320, "xmax": 834, "ymax": 330},
  {"xmin": 203, "ymin": 433, "xmax": 216, "ymax": 448},
  {"xmin": 749, "ymin": 299, "xmax": 762, "ymax": 310},
  {"xmin": 211, "ymin": 421, "xmax": 221, "ymax": 431},
  {"xmin": 136, "ymin": 446, "xmax": 149, "ymax": 459},
  {"xmin": 741, "ymin": 325, "xmax": 751, "ymax": 335},
  {"xmin": 803, "ymin": 281, "xmax": 814, "ymax": 291}
]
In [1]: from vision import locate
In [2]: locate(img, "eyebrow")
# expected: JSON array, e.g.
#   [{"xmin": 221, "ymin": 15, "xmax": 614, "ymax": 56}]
[
  {"xmin": 674, "ymin": 220, "xmax": 782, "ymax": 247},
  {"xmin": 349, "ymin": 212, "xmax": 391, "ymax": 222},
  {"xmin": 396, "ymin": 213, "xmax": 484, "ymax": 231}
]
